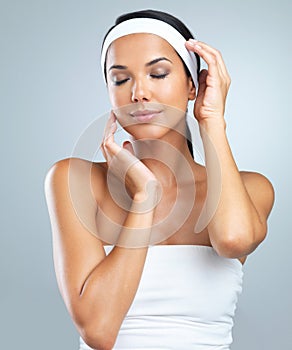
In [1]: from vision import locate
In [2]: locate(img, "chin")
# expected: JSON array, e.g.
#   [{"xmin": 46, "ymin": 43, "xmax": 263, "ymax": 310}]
[
  {"xmin": 123, "ymin": 123, "xmax": 172, "ymax": 140},
  {"xmin": 119, "ymin": 118, "xmax": 185, "ymax": 140}
]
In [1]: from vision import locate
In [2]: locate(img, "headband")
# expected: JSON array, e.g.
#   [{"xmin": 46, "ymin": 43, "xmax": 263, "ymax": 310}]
[{"xmin": 101, "ymin": 18, "xmax": 198, "ymax": 89}]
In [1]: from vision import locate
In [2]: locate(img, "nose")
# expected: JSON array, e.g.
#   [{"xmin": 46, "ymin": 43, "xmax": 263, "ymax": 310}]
[{"xmin": 131, "ymin": 78, "xmax": 151, "ymax": 103}]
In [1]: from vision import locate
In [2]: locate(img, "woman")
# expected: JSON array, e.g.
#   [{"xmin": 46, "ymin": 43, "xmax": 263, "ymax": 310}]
[{"xmin": 44, "ymin": 9, "xmax": 274, "ymax": 350}]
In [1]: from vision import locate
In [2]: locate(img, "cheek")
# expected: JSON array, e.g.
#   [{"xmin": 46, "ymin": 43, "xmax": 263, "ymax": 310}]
[
  {"xmin": 108, "ymin": 88, "xmax": 128, "ymax": 109},
  {"xmin": 162, "ymin": 79, "xmax": 189, "ymax": 108}
]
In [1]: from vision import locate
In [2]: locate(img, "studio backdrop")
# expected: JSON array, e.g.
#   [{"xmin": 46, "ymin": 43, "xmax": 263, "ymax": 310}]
[{"xmin": 0, "ymin": 0, "xmax": 291, "ymax": 349}]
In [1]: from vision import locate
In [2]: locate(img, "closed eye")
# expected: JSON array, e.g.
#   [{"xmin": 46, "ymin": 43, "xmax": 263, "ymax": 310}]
[
  {"xmin": 114, "ymin": 78, "xmax": 130, "ymax": 86},
  {"xmin": 113, "ymin": 73, "xmax": 169, "ymax": 86},
  {"xmin": 150, "ymin": 73, "xmax": 169, "ymax": 79}
]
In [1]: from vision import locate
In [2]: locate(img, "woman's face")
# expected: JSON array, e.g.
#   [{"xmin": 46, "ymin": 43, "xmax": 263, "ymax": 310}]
[{"xmin": 105, "ymin": 33, "xmax": 196, "ymax": 136}]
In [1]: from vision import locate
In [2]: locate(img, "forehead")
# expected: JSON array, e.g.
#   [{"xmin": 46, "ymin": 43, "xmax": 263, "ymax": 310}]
[{"xmin": 106, "ymin": 33, "xmax": 178, "ymax": 66}]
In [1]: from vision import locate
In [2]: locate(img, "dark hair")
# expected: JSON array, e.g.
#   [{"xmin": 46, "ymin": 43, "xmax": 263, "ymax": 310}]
[{"xmin": 102, "ymin": 9, "xmax": 200, "ymax": 159}]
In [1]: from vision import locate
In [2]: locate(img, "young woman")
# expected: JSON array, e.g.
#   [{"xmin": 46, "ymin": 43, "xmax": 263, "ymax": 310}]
[{"xmin": 44, "ymin": 9, "xmax": 274, "ymax": 350}]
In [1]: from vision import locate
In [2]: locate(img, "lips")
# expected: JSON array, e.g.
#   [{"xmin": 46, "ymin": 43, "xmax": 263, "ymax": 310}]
[{"xmin": 130, "ymin": 109, "xmax": 162, "ymax": 122}]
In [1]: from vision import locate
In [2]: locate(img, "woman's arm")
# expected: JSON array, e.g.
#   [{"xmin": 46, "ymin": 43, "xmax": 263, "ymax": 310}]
[
  {"xmin": 186, "ymin": 40, "xmax": 275, "ymax": 258},
  {"xmin": 44, "ymin": 159, "xmax": 157, "ymax": 350},
  {"xmin": 200, "ymin": 119, "xmax": 274, "ymax": 258},
  {"xmin": 44, "ymin": 115, "xmax": 159, "ymax": 350}
]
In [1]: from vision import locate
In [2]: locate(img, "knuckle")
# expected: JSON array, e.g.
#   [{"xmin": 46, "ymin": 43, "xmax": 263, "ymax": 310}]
[
  {"xmin": 103, "ymin": 135, "xmax": 111, "ymax": 144},
  {"xmin": 226, "ymin": 75, "xmax": 231, "ymax": 85},
  {"xmin": 209, "ymin": 56, "xmax": 217, "ymax": 65}
]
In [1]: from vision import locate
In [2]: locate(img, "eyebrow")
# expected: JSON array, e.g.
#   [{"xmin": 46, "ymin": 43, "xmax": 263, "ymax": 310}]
[
  {"xmin": 108, "ymin": 57, "xmax": 172, "ymax": 71},
  {"xmin": 145, "ymin": 57, "xmax": 172, "ymax": 66}
]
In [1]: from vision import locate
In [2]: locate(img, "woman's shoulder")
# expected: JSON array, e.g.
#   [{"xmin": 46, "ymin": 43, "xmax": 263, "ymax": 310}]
[
  {"xmin": 47, "ymin": 156, "xmax": 107, "ymax": 169},
  {"xmin": 239, "ymin": 170, "xmax": 275, "ymax": 214},
  {"xmin": 45, "ymin": 157, "xmax": 108, "ymax": 205},
  {"xmin": 239, "ymin": 170, "xmax": 274, "ymax": 192},
  {"xmin": 45, "ymin": 157, "xmax": 108, "ymax": 181}
]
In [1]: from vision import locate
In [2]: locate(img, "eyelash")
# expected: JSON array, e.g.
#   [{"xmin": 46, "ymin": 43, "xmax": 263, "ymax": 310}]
[
  {"xmin": 114, "ymin": 73, "xmax": 169, "ymax": 86},
  {"xmin": 151, "ymin": 73, "xmax": 169, "ymax": 80},
  {"xmin": 114, "ymin": 78, "xmax": 129, "ymax": 86}
]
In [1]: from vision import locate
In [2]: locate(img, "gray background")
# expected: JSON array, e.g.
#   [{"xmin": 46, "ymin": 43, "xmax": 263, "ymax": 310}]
[{"xmin": 1, "ymin": 0, "xmax": 291, "ymax": 349}]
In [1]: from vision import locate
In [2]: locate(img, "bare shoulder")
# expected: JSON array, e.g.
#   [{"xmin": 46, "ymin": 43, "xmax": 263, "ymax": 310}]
[
  {"xmin": 239, "ymin": 170, "xmax": 275, "ymax": 217},
  {"xmin": 45, "ymin": 157, "xmax": 107, "ymax": 182},
  {"xmin": 240, "ymin": 170, "xmax": 273, "ymax": 184},
  {"xmin": 45, "ymin": 157, "xmax": 108, "ymax": 205},
  {"xmin": 235, "ymin": 171, "xmax": 275, "ymax": 266}
]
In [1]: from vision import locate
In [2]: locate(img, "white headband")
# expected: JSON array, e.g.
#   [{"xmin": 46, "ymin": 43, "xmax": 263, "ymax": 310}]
[{"xmin": 101, "ymin": 18, "xmax": 198, "ymax": 89}]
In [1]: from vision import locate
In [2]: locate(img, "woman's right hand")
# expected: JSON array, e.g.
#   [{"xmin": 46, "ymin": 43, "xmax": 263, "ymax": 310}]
[{"xmin": 101, "ymin": 111, "xmax": 159, "ymax": 201}]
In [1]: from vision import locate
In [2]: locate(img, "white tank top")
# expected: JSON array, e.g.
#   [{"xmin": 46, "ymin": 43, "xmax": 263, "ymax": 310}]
[{"xmin": 79, "ymin": 245, "xmax": 243, "ymax": 350}]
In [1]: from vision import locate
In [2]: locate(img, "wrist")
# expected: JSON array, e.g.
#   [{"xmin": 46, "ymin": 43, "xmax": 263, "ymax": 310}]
[
  {"xmin": 132, "ymin": 192, "xmax": 158, "ymax": 214},
  {"xmin": 132, "ymin": 181, "xmax": 161, "ymax": 213},
  {"xmin": 198, "ymin": 117, "xmax": 227, "ymax": 135}
]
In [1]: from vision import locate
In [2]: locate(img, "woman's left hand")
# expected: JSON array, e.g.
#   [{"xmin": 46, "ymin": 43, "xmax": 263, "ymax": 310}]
[{"xmin": 185, "ymin": 39, "xmax": 231, "ymax": 125}]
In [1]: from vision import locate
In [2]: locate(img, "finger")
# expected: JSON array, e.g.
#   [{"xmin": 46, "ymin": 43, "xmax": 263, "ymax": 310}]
[
  {"xmin": 200, "ymin": 46, "xmax": 230, "ymax": 84},
  {"xmin": 185, "ymin": 40, "xmax": 220, "ymax": 79},
  {"xmin": 187, "ymin": 40, "xmax": 227, "ymax": 73},
  {"xmin": 103, "ymin": 111, "xmax": 116, "ymax": 144},
  {"xmin": 102, "ymin": 112, "xmax": 120, "ymax": 158},
  {"xmin": 193, "ymin": 40, "xmax": 230, "ymax": 83},
  {"xmin": 185, "ymin": 40, "xmax": 229, "ymax": 81},
  {"xmin": 195, "ymin": 70, "xmax": 208, "ymax": 107},
  {"xmin": 105, "ymin": 111, "xmax": 116, "ymax": 131},
  {"xmin": 198, "ymin": 69, "xmax": 208, "ymax": 85}
]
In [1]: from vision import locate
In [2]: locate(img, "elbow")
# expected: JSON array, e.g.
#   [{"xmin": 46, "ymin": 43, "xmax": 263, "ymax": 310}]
[
  {"xmin": 81, "ymin": 328, "xmax": 115, "ymax": 350},
  {"xmin": 71, "ymin": 298, "xmax": 119, "ymax": 350},
  {"xmin": 213, "ymin": 229, "xmax": 260, "ymax": 259},
  {"xmin": 79, "ymin": 319, "xmax": 117, "ymax": 350}
]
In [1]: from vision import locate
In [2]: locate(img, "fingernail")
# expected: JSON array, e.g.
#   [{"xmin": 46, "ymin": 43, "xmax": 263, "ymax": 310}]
[{"xmin": 189, "ymin": 39, "xmax": 198, "ymax": 43}]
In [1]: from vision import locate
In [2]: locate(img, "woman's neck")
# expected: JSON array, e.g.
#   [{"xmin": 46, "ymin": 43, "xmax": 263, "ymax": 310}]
[{"xmin": 129, "ymin": 126, "xmax": 196, "ymax": 189}]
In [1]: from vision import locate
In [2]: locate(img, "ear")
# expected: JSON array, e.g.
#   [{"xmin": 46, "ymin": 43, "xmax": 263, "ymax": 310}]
[{"xmin": 187, "ymin": 76, "xmax": 196, "ymax": 101}]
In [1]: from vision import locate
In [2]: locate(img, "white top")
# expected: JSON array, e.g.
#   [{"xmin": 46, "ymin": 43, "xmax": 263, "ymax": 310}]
[{"xmin": 79, "ymin": 245, "xmax": 244, "ymax": 350}]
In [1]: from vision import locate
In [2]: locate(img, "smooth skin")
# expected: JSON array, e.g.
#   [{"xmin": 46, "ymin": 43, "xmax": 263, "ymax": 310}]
[{"xmin": 44, "ymin": 33, "xmax": 274, "ymax": 350}]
